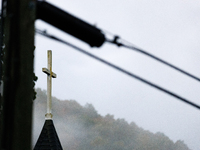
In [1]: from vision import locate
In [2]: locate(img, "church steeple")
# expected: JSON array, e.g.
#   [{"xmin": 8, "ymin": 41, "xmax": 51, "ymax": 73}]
[{"xmin": 34, "ymin": 50, "xmax": 63, "ymax": 150}]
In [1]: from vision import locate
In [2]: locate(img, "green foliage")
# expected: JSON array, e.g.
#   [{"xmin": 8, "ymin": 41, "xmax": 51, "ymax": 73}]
[
  {"xmin": 32, "ymin": 73, "xmax": 38, "ymax": 100},
  {"xmin": 33, "ymin": 88, "xmax": 191, "ymax": 150}
]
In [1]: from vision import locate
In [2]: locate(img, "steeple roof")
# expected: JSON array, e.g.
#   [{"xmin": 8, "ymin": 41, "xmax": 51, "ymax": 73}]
[{"xmin": 34, "ymin": 120, "xmax": 63, "ymax": 150}]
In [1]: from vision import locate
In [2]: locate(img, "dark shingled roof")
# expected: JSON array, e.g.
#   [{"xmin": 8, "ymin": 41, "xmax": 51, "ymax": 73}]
[{"xmin": 34, "ymin": 120, "xmax": 63, "ymax": 150}]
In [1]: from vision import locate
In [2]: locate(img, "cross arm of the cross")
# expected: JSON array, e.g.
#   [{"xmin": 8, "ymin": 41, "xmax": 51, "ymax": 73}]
[{"xmin": 42, "ymin": 68, "xmax": 57, "ymax": 78}]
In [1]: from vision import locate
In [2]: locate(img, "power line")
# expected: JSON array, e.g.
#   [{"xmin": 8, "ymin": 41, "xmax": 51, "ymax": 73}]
[
  {"xmin": 36, "ymin": 29, "xmax": 200, "ymax": 111},
  {"xmin": 106, "ymin": 36, "xmax": 200, "ymax": 82}
]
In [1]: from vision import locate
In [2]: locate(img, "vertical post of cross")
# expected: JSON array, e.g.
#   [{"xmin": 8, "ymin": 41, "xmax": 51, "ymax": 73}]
[{"xmin": 42, "ymin": 50, "xmax": 57, "ymax": 120}]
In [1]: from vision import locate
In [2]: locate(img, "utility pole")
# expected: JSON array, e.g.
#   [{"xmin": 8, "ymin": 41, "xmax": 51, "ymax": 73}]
[
  {"xmin": 0, "ymin": 0, "xmax": 4, "ymax": 147},
  {"xmin": 0, "ymin": 0, "xmax": 35, "ymax": 149},
  {"xmin": 0, "ymin": 0, "xmax": 105, "ymax": 149}
]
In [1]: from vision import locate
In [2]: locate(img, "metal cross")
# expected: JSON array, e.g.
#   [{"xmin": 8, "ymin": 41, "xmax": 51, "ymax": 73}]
[{"xmin": 42, "ymin": 50, "xmax": 57, "ymax": 120}]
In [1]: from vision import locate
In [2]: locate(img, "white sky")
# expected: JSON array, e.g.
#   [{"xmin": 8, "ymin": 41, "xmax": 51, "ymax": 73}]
[{"xmin": 34, "ymin": 0, "xmax": 200, "ymax": 149}]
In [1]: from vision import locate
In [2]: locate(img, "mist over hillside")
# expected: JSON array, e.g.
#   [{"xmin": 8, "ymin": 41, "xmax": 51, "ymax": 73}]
[{"xmin": 32, "ymin": 88, "xmax": 190, "ymax": 150}]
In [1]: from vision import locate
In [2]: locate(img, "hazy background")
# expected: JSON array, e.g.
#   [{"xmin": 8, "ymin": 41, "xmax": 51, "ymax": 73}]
[{"xmin": 34, "ymin": 1, "xmax": 200, "ymax": 150}]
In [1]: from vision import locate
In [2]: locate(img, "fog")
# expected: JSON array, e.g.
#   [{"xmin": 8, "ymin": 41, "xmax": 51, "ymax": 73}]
[
  {"xmin": 32, "ymin": 89, "xmax": 191, "ymax": 149},
  {"xmin": 34, "ymin": 1, "xmax": 200, "ymax": 150}
]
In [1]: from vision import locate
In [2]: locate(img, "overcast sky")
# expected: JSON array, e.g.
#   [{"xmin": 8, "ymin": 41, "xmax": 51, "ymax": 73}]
[{"xmin": 34, "ymin": 1, "xmax": 200, "ymax": 149}]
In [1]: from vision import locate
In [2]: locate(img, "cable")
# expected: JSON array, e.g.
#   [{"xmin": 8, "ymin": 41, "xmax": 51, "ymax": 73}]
[
  {"xmin": 106, "ymin": 36, "xmax": 200, "ymax": 82},
  {"xmin": 36, "ymin": 28, "xmax": 200, "ymax": 110}
]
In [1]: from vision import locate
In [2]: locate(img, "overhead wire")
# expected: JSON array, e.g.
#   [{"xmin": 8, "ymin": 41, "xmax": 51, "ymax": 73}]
[
  {"xmin": 36, "ymin": 28, "xmax": 200, "ymax": 110},
  {"xmin": 106, "ymin": 35, "xmax": 200, "ymax": 82}
]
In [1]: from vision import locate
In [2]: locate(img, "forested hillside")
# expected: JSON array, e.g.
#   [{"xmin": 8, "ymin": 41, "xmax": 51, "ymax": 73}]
[{"xmin": 32, "ymin": 88, "xmax": 190, "ymax": 150}]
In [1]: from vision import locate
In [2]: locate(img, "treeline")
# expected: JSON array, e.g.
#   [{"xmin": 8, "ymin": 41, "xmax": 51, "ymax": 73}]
[{"xmin": 32, "ymin": 88, "xmax": 190, "ymax": 150}]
